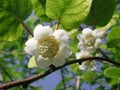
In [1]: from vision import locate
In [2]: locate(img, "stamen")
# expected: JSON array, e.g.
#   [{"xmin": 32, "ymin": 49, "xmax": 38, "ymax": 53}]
[
  {"xmin": 83, "ymin": 35, "xmax": 95, "ymax": 47},
  {"xmin": 37, "ymin": 36, "xmax": 59, "ymax": 58}
]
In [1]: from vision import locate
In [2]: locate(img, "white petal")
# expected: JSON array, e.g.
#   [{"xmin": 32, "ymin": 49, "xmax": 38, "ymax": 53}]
[
  {"xmin": 76, "ymin": 52, "xmax": 81, "ymax": 59},
  {"xmin": 58, "ymin": 44, "xmax": 71, "ymax": 58},
  {"xmin": 78, "ymin": 42, "xmax": 84, "ymax": 49},
  {"xmin": 79, "ymin": 64, "xmax": 86, "ymax": 70},
  {"xmin": 76, "ymin": 51, "xmax": 92, "ymax": 59},
  {"xmin": 53, "ymin": 30, "xmax": 70, "ymax": 44},
  {"xmin": 86, "ymin": 46, "xmax": 96, "ymax": 53},
  {"xmin": 36, "ymin": 55, "xmax": 51, "ymax": 68},
  {"xmin": 77, "ymin": 34, "xmax": 82, "ymax": 41},
  {"xmin": 95, "ymin": 39, "xmax": 102, "ymax": 47},
  {"xmin": 24, "ymin": 46, "xmax": 38, "ymax": 56},
  {"xmin": 51, "ymin": 58, "xmax": 65, "ymax": 67},
  {"xmin": 51, "ymin": 45, "xmax": 71, "ymax": 67},
  {"xmin": 93, "ymin": 30, "xmax": 106, "ymax": 38},
  {"xmin": 25, "ymin": 38, "xmax": 37, "ymax": 48},
  {"xmin": 24, "ymin": 38, "xmax": 38, "ymax": 56},
  {"xmin": 34, "ymin": 24, "xmax": 53, "ymax": 40},
  {"xmin": 82, "ymin": 28, "xmax": 92, "ymax": 36}
]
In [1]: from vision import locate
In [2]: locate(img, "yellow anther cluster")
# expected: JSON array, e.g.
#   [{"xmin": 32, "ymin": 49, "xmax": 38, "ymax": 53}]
[{"xmin": 37, "ymin": 36, "xmax": 59, "ymax": 58}]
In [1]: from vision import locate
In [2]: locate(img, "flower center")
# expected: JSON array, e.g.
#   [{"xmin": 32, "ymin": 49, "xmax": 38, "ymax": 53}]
[
  {"xmin": 83, "ymin": 34, "xmax": 96, "ymax": 47},
  {"xmin": 37, "ymin": 36, "xmax": 59, "ymax": 58}
]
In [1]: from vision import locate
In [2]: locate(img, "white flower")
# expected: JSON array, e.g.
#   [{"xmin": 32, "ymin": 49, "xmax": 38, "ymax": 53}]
[
  {"xmin": 77, "ymin": 28, "xmax": 104, "ymax": 53},
  {"xmin": 76, "ymin": 51, "xmax": 96, "ymax": 70},
  {"xmin": 76, "ymin": 50, "xmax": 92, "ymax": 59},
  {"xmin": 25, "ymin": 24, "xmax": 71, "ymax": 68}
]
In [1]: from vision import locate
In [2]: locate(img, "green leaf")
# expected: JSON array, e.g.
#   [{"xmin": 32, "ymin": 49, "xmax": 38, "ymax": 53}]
[
  {"xmin": 110, "ymin": 78, "xmax": 120, "ymax": 85},
  {"xmin": 107, "ymin": 26, "xmax": 120, "ymax": 47},
  {"xmin": 46, "ymin": 0, "xmax": 92, "ymax": 30},
  {"xmin": 104, "ymin": 67, "xmax": 120, "ymax": 79},
  {"xmin": 85, "ymin": 0, "xmax": 116, "ymax": 27},
  {"xmin": 28, "ymin": 56, "xmax": 37, "ymax": 68},
  {"xmin": 0, "ymin": 0, "xmax": 32, "ymax": 41},
  {"xmin": 69, "ymin": 29, "xmax": 79, "ymax": 53},
  {"xmin": 31, "ymin": 0, "xmax": 51, "ymax": 22},
  {"xmin": 82, "ymin": 71, "xmax": 95, "ymax": 83}
]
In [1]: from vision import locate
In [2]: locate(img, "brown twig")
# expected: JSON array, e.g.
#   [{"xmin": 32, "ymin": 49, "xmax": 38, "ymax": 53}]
[
  {"xmin": 0, "ymin": 57, "xmax": 120, "ymax": 89},
  {"xmin": 55, "ymin": 17, "xmax": 62, "ymax": 30},
  {"xmin": 3, "ymin": 9, "xmax": 33, "ymax": 37},
  {"xmin": 19, "ymin": 19, "xmax": 33, "ymax": 37}
]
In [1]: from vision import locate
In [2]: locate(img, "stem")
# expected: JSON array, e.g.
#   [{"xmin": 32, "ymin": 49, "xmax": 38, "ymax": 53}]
[
  {"xmin": 0, "ymin": 57, "xmax": 120, "ymax": 89},
  {"xmin": 4, "ymin": 9, "xmax": 33, "ymax": 37},
  {"xmin": 60, "ymin": 69, "xmax": 66, "ymax": 90},
  {"xmin": 20, "ymin": 20, "xmax": 33, "ymax": 37},
  {"xmin": 55, "ymin": 17, "xmax": 62, "ymax": 30},
  {"xmin": 17, "ymin": 18, "xmax": 33, "ymax": 37},
  {"xmin": 75, "ymin": 76, "xmax": 80, "ymax": 90}
]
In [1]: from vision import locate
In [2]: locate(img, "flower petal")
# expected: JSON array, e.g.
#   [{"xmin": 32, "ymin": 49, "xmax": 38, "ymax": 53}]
[
  {"xmin": 93, "ymin": 30, "xmax": 106, "ymax": 38},
  {"xmin": 53, "ymin": 29, "xmax": 70, "ymax": 44},
  {"xmin": 82, "ymin": 28, "xmax": 92, "ymax": 36},
  {"xmin": 77, "ymin": 34, "xmax": 82, "ymax": 41},
  {"xmin": 25, "ymin": 38, "xmax": 37, "ymax": 47},
  {"xmin": 51, "ymin": 45, "xmax": 71, "ymax": 67},
  {"xmin": 36, "ymin": 55, "xmax": 51, "ymax": 68},
  {"xmin": 51, "ymin": 58, "xmax": 65, "ymax": 67},
  {"xmin": 76, "ymin": 51, "xmax": 92, "ymax": 59},
  {"xmin": 95, "ymin": 39, "xmax": 102, "ymax": 47},
  {"xmin": 58, "ymin": 44, "xmax": 71, "ymax": 58},
  {"xmin": 24, "ymin": 38, "xmax": 38, "ymax": 56},
  {"xmin": 34, "ymin": 24, "xmax": 53, "ymax": 40}
]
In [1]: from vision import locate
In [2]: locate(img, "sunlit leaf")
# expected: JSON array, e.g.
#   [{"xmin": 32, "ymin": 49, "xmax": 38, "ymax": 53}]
[
  {"xmin": 69, "ymin": 29, "xmax": 79, "ymax": 53},
  {"xmin": 31, "ymin": 0, "xmax": 51, "ymax": 22},
  {"xmin": 28, "ymin": 56, "xmax": 37, "ymax": 68},
  {"xmin": 107, "ymin": 26, "xmax": 120, "ymax": 47},
  {"xmin": 104, "ymin": 67, "xmax": 120, "ymax": 79},
  {"xmin": 0, "ymin": 0, "xmax": 32, "ymax": 41},
  {"xmin": 85, "ymin": 0, "xmax": 116, "ymax": 27},
  {"xmin": 82, "ymin": 71, "xmax": 95, "ymax": 83},
  {"xmin": 46, "ymin": 0, "xmax": 92, "ymax": 30},
  {"xmin": 109, "ymin": 78, "xmax": 120, "ymax": 85}
]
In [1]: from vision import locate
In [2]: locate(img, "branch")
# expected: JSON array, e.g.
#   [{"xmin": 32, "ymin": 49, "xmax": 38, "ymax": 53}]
[
  {"xmin": 4, "ymin": 9, "xmax": 33, "ymax": 37},
  {"xmin": 0, "ymin": 57, "xmax": 120, "ymax": 89},
  {"xmin": 17, "ymin": 18, "xmax": 33, "ymax": 37},
  {"xmin": 55, "ymin": 17, "xmax": 62, "ymax": 30}
]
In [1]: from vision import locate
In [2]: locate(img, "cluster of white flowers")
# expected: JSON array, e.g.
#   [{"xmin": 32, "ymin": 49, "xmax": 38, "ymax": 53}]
[
  {"xmin": 25, "ymin": 24, "xmax": 71, "ymax": 68},
  {"xmin": 25, "ymin": 24, "xmax": 106, "ymax": 69},
  {"xmin": 76, "ymin": 28, "xmax": 106, "ymax": 70}
]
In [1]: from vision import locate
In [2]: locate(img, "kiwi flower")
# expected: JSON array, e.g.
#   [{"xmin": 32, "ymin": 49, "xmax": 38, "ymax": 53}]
[{"xmin": 25, "ymin": 24, "xmax": 71, "ymax": 68}]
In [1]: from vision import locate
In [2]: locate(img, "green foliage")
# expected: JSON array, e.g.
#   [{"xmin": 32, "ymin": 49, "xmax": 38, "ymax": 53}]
[
  {"xmin": 85, "ymin": 0, "xmax": 116, "ymax": 27},
  {"xmin": 69, "ymin": 29, "xmax": 79, "ymax": 53},
  {"xmin": 46, "ymin": 0, "xmax": 92, "ymax": 30},
  {"xmin": 0, "ymin": 0, "xmax": 32, "ymax": 41},
  {"xmin": 0, "ymin": 0, "xmax": 120, "ymax": 89},
  {"xmin": 81, "ymin": 71, "xmax": 95, "ymax": 83},
  {"xmin": 107, "ymin": 26, "xmax": 120, "ymax": 47},
  {"xmin": 31, "ymin": 0, "xmax": 51, "ymax": 22},
  {"xmin": 109, "ymin": 78, "xmax": 120, "ymax": 85},
  {"xmin": 104, "ymin": 67, "xmax": 120, "ymax": 85},
  {"xmin": 104, "ymin": 67, "xmax": 120, "ymax": 79}
]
